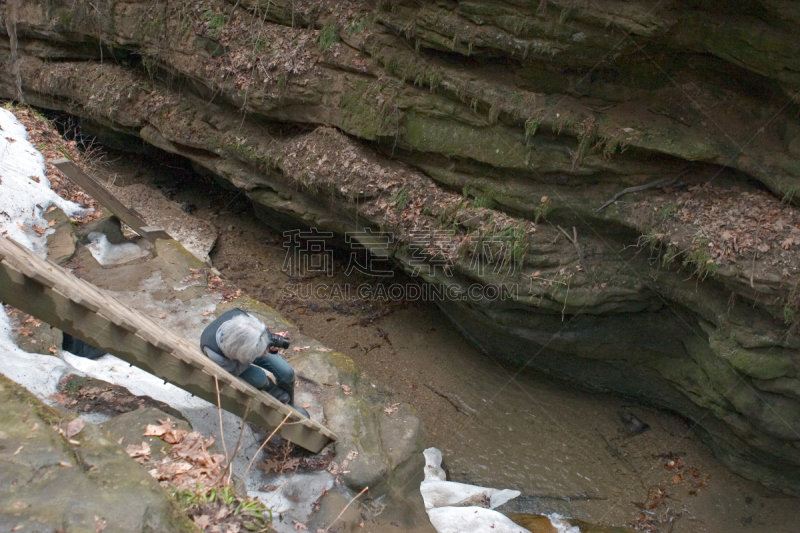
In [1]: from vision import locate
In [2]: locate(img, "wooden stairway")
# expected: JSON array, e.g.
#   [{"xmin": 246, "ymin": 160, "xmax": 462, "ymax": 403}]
[{"xmin": 0, "ymin": 235, "xmax": 337, "ymax": 452}]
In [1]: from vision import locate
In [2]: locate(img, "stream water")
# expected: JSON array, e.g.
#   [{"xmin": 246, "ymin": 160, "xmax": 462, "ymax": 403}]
[{"xmin": 97, "ymin": 148, "xmax": 800, "ymax": 533}]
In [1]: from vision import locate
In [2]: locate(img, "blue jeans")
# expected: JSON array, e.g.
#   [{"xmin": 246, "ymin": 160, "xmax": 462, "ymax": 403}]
[{"xmin": 238, "ymin": 352, "xmax": 295, "ymax": 404}]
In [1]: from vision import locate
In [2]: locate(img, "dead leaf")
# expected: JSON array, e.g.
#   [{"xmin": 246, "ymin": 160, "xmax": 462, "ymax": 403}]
[
  {"xmin": 13, "ymin": 501, "xmax": 27, "ymax": 510},
  {"xmin": 150, "ymin": 460, "xmax": 193, "ymax": 480},
  {"xmin": 383, "ymin": 403, "xmax": 400, "ymax": 415},
  {"xmin": 94, "ymin": 516, "xmax": 106, "ymax": 532},
  {"xmin": 32, "ymin": 225, "xmax": 46, "ymax": 235},
  {"xmin": 341, "ymin": 384, "xmax": 352, "ymax": 396},
  {"xmin": 144, "ymin": 424, "xmax": 167, "ymax": 437},
  {"xmin": 125, "ymin": 442, "xmax": 151, "ymax": 463},
  {"xmin": 48, "ymin": 345, "xmax": 57, "ymax": 354},
  {"xmin": 59, "ymin": 461, "xmax": 72, "ymax": 467},
  {"xmin": 202, "ymin": 310, "xmax": 212, "ymax": 316},
  {"xmin": 292, "ymin": 346, "xmax": 310, "ymax": 352},
  {"xmin": 293, "ymin": 520, "xmax": 308, "ymax": 531},
  {"xmin": 158, "ymin": 312, "xmax": 167, "ymax": 319},
  {"xmin": 49, "ymin": 392, "xmax": 69, "ymax": 405},
  {"xmin": 782, "ymin": 238, "xmax": 794, "ymax": 249},
  {"xmin": 259, "ymin": 459, "xmax": 281, "ymax": 474},
  {"xmin": 65, "ymin": 417, "xmax": 85, "ymax": 438},
  {"xmin": 193, "ymin": 515, "xmax": 211, "ymax": 529}
]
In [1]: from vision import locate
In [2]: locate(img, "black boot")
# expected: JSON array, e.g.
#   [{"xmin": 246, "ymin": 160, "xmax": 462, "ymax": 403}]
[
  {"xmin": 263, "ymin": 382, "xmax": 290, "ymax": 404},
  {"xmin": 286, "ymin": 388, "xmax": 309, "ymax": 417}
]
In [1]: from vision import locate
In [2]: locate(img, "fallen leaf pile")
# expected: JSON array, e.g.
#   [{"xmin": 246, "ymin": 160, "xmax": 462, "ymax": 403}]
[
  {"xmin": 281, "ymin": 127, "xmax": 536, "ymax": 269},
  {"xmin": 653, "ymin": 182, "xmax": 800, "ymax": 274},
  {"xmin": 4, "ymin": 308, "xmax": 43, "ymax": 339},
  {"xmin": 52, "ymin": 375, "xmax": 179, "ymax": 417},
  {"xmin": 258, "ymin": 439, "xmax": 333, "ymax": 479},
  {"xmin": 119, "ymin": 418, "xmax": 276, "ymax": 533},
  {"xmin": 141, "ymin": 418, "xmax": 226, "ymax": 491}
]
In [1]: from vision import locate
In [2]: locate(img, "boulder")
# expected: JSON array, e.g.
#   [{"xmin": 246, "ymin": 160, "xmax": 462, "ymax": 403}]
[{"xmin": 0, "ymin": 375, "xmax": 193, "ymax": 533}]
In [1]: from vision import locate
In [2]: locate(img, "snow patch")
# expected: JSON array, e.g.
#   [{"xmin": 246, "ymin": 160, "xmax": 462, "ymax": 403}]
[
  {"xmin": 421, "ymin": 447, "xmax": 527, "ymax": 533},
  {"xmin": 547, "ymin": 514, "xmax": 582, "ymax": 533},
  {"xmin": 0, "ymin": 108, "xmax": 85, "ymax": 256},
  {"xmin": 426, "ymin": 507, "xmax": 531, "ymax": 533},
  {"xmin": 0, "ymin": 307, "xmax": 79, "ymax": 398}
]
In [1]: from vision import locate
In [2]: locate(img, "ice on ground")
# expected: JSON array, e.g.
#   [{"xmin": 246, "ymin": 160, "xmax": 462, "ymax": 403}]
[
  {"xmin": 423, "ymin": 447, "xmax": 447, "ymax": 481},
  {"xmin": 421, "ymin": 447, "xmax": 529, "ymax": 533},
  {"xmin": 0, "ymin": 308, "xmax": 79, "ymax": 398},
  {"xmin": 421, "ymin": 480, "xmax": 521, "ymax": 511},
  {"xmin": 86, "ymin": 231, "xmax": 150, "ymax": 265},
  {"xmin": 427, "ymin": 507, "xmax": 531, "ymax": 533},
  {"xmin": 250, "ymin": 472, "xmax": 335, "ymax": 533},
  {"xmin": 547, "ymin": 514, "xmax": 582, "ymax": 533},
  {"xmin": 0, "ymin": 108, "xmax": 86, "ymax": 256}
]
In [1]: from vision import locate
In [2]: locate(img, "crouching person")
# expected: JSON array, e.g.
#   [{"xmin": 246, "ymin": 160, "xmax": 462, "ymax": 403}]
[{"xmin": 200, "ymin": 308, "xmax": 308, "ymax": 417}]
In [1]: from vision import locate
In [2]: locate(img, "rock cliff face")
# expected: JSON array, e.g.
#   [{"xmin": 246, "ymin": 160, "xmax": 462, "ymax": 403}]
[{"xmin": 2, "ymin": 0, "xmax": 800, "ymax": 492}]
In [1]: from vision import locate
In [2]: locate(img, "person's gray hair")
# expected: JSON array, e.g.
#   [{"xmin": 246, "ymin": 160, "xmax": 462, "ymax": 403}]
[{"xmin": 216, "ymin": 314, "xmax": 269, "ymax": 365}]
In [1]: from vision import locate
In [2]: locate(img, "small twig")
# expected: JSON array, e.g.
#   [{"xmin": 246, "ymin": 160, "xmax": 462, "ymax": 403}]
[
  {"xmin": 214, "ymin": 376, "xmax": 229, "ymax": 462},
  {"xmin": 321, "ymin": 487, "xmax": 369, "ymax": 533},
  {"xmin": 596, "ymin": 168, "xmax": 690, "ymax": 212},
  {"xmin": 596, "ymin": 429, "xmax": 646, "ymax": 490},
  {"xmin": 228, "ymin": 0, "xmax": 241, "ymax": 21},
  {"xmin": 584, "ymin": 103, "xmax": 615, "ymax": 112},
  {"xmin": 572, "ymin": 226, "xmax": 590, "ymax": 274},
  {"xmin": 557, "ymin": 226, "xmax": 591, "ymax": 274},
  {"xmin": 424, "ymin": 384, "xmax": 471, "ymax": 416},
  {"xmin": 238, "ymin": 412, "xmax": 292, "ymax": 492},
  {"xmin": 750, "ymin": 219, "xmax": 762, "ymax": 289},
  {"xmin": 224, "ymin": 399, "xmax": 253, "ymax": 485}
]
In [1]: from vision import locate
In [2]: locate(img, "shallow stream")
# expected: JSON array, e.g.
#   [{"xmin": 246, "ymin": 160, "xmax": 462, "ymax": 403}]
[{"xmin": 98, "ymin": 149, "xmax": 800, "ymax": 533}]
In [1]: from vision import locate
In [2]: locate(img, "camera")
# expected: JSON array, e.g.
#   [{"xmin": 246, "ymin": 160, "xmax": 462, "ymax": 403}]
[{"xmin": 268, "ymin": 332, "xmax": 291, "ymax": 350}]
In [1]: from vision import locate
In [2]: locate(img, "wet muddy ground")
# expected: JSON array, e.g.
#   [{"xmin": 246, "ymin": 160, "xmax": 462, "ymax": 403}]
[{"xmin": 96, "ymin": 148, "xmax": 800, "ymax": 533}]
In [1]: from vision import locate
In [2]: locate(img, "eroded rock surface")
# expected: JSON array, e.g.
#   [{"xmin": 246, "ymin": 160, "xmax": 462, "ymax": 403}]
[
  {"xmin": 2, "ymin": 0, "xmax": 800, "ymax": 492},
  {"xmin": 0, "ymin": 375, "xmax": 193, "ymax": 533}
]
